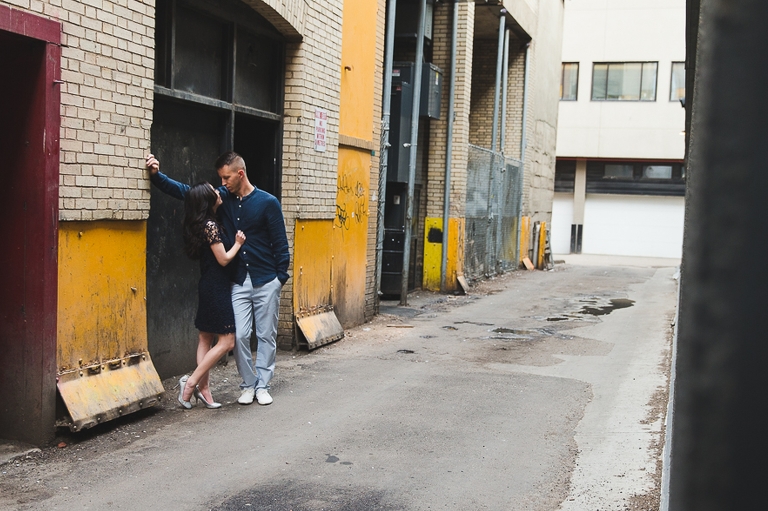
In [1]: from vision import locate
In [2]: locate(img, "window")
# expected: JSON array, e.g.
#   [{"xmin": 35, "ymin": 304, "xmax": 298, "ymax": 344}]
[
  {"xmin": 670, "ymin": 62, "xmax": 685, "ymax": 102},
  {"xmin": 604, "ymin": 164, "xmax": 634, "ymax": 179},
  {"xmin": 560, "ymin": 63, "xmax": 579, "ymax": 100},
  {"xmin": 591, "ymin": 62, "xmax": 658, "ymax": 101},
  {"xmin": 643, "ymin": 165, "xmax": 673, "ymax": 179},
  {"xmin": 587, "ymin": 160, "xmax": 686, "ymax": 196}
]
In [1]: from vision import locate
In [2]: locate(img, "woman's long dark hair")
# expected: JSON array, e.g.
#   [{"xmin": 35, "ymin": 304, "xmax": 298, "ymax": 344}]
[{"xmin": 183, "ymin": 183, "xmax": 219, "ymax": 259}]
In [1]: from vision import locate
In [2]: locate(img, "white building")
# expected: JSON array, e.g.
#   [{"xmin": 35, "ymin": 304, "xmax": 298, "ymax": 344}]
[{"xmin": 552, "ymin": 0, "xmax": 686, "ymax": 258}]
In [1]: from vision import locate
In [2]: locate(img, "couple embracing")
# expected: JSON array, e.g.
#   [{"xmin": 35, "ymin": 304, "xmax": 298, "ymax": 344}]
[{"xmin": 146, "ymin": 151, "xmax": 290, "ymax": 409}]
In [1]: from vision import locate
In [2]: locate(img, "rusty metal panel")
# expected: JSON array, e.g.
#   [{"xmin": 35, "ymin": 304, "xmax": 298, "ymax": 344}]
[
  {"xmin": 296, "ymin": 307, "xmax": 345, "ymax": 351},
  {"xmin": 57, "ymin": 353, "xmax": 165, "ymax": 432}
]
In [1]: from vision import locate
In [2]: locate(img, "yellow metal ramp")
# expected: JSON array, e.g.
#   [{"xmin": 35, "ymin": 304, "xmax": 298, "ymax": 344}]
[
  {"xmin": 57, "ymin": 352, "xmax": 165, "ymax": 432},
  {"xmin": 296, "ymin": 306, "xmax": 345, "ymax": 350}
]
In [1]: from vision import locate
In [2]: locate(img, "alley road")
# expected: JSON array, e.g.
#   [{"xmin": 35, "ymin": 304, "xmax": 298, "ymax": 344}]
[{"xmin": 0, "ymin": 258, "xmax": 678, "ymax": 510}]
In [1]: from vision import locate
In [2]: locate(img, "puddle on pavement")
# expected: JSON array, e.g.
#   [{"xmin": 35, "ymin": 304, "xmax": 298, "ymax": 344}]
[
  {"xmin": 442, "ymin": 326, "xmax": 459, "ymax": 330},
  {"xmin": 455, "ymin": 321, "xmax": 494, "ymax": 326},
  {"xmin": 545, "ymin": 298, "xmax": 635, "ymax": 321},
  {"xmin": 397, "ymin": 349, "xmax": 415, "ymax": 354},
  {"xmin": 579, "ymin": 298, "xmax": 635, "ymax": 316}
]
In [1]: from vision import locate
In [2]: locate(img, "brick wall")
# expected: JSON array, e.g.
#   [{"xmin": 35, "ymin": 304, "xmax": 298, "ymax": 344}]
[
  {"xmin": 3, "ymin": 0, "xmax": 155, "ymax": 221},
  {"xmin": 365, "ymin": 0, "xmax": 386, "ymax": 321},
  {"xmin": 427, "ymin": 1, "xmax": 475, "ymax": 221},
  {"xmin": 276, "ymin": 0, "xmax": 346, "ymax": 347}
]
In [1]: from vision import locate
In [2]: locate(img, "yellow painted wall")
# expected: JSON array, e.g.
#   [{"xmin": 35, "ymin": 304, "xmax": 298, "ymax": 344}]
[
  {"xmin": 339, "ymin": 0, "xmax": 378, "ymax": 139},
  {"xmin": 333, "ymin": 147, "xmax": 370, "ymax": 326},
  {"xmin": 520, "ymin": 216, "xmax": 531, "ymax": 265},
  {"xmin": 291, "ymin": 0, "xmax": 377, "ymax": 332},
  {"xmin": 293, "ymin": 219, "xmax": 334, "ymax": 313},
  {"xmin": 57, "ymin": 222, "xmax": 148, "ymax": 371},
  {"xmin": 422, "ymin": 217, "xmax": 465, "ymax": 292}
]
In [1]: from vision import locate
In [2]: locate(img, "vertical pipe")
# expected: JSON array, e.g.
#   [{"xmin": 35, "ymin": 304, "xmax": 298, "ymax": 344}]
[
  {"xmin": 491, "ymin": 10, "xmax": 506, "ymax": 152},
  {"xmin": 375, "ymin": 0, "xmax": 398, "ymax": 312},
  {"xmin": 516, "ymin": 42, "xmax": 531, "ymax": 264},
  {"xmin": 497, "ymin": 28, "xmax": 510, "ymax": 270},
  {"xmin": 520, "ymin": 42, "xmax": 531, "ymax": 161},
  {"xmin": 487, "ymin": 10, "xmax": 506, "ymax": 275},
  {"xmin": 440, "ymin": 0, "xmax": 459, "ymax": 293},
  {"xmin": 501, "ymin": 29, "xmax": 510, "ymax": 155},
  {"xmin": 400, "ymin": 0, "xmax": 427, "ymax": 305}
]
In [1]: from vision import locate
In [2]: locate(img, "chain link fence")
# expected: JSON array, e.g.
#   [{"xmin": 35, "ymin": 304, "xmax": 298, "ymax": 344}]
[{"xmin": 464, "ymin": 144, "xmax": 524, "ymax": 281}]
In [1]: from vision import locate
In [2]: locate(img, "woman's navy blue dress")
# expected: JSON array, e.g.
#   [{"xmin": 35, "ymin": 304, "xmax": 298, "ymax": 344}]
[{"xmin": 194, "ymin": 221, "xmax": 236, "ymax": 334}]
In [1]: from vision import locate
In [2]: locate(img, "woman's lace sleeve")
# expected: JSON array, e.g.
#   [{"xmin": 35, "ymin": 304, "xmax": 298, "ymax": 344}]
[{"xmin": 204, "ymin": 221, "xmax": 222, "ymax": 245}]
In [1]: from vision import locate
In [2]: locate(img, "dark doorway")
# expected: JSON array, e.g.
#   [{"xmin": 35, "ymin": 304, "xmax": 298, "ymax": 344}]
[
  {"xmin": 234, "ymin": 113, "xmax": 281, "ymax": 197},
  {"xmin": 0, "ymin": 22, "xmax": 60, "ymax": 445},
  {"xmin": 147, "ymin": 0, "xmax": 284, "ymax": 378},
  {"xmin": 147, "ymin": 99, "xmax": 228, "ymax": 377}
]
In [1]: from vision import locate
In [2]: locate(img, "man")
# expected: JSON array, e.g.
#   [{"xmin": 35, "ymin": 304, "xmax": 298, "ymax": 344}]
[{"xmin": 146, "ymin": 151, "xmax": 290, "ymax": 405}]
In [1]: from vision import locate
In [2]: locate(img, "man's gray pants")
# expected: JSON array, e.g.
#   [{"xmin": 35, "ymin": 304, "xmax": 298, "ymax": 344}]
[{"xmin": 231, "ymin": 276, "xmax": 281, "ymax": 391}]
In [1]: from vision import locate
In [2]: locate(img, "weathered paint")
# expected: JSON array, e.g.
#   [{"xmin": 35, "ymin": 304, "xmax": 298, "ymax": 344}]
[
  {"xmin": 57, "ymin": 353, "xmax": 164, "ymax": 432},
  {"xmin": 293, "ymin": 219, "xmax": 334, "ymax": 314},
  {"xmin": 333, "ymin": 148, "xmax": 370, "ymax": 326},
  {"xmin": 295, "ymin": 307, "xmax": 345, "ymax": 350},
  {"xmin": 422, "ymin": 217, "xmax": 465, "ymax": 292},
  {"xmin": 57, "ymin": 221, "xmax": 164, "ymax": 430},
  {"xmin": 0, "ymin": 13, "xmax": 61, "ymax": 445},
  {"xmin": 520, "ymin": 216, "xmax": 531, "ymax": 265},
  {"xmin": 537, "ymin": 221, "xmax": 547, "ymax": 269},
  {"xmin": 58, "ymin": 222, "xmax": 151, "ymax": 370},
  {"xmin": 339, "ymin": 0, "xmax": 378, "ymax": 139}
]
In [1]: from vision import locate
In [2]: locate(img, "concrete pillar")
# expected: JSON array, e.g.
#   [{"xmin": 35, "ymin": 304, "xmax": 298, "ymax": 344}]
[{"xmin": 570, "ymin": 158, "xmax": 586, "ymax": 252}]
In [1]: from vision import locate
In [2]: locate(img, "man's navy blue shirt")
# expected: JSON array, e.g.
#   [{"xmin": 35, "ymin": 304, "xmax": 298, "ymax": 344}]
[{"xmin": 151, "ymin": 171, "xmax": 290, "ymax": 287}]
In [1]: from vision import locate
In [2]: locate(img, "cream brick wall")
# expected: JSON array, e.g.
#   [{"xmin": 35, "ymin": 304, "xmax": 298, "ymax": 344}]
[
  {"xmin": 365, "ymin": 0, "xmax": 386, "ymax": 321},
  {"xmin": 3, "ymin": 0, "xmax": 155, "ymax": 221},
  {"xmin": 427, "ymin": 1, "xmax": 475, "ymax": 220},
  {"xmin": 274, "ymin": 0, "xmax": 346, "ymax": 347},
  {"xmin": 468, "ymin": 1, "xmax": 563, "ymax": 223}
]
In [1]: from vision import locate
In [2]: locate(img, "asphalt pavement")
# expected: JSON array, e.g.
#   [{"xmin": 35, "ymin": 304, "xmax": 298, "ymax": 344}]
[{"xmin": 0, "ymin": 256, "xmax": 679, "ymax": 510}]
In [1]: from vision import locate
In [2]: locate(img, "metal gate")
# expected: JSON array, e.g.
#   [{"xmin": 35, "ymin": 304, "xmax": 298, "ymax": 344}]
[{"xmin": 464, "ymin": 144, "xmax": 523, "ymax": 281}]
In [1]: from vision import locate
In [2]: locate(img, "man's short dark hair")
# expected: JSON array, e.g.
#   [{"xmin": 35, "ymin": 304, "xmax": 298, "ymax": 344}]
[{"xmin": 215, "ymin": 151, "xmax": 246, "ymax": 173}]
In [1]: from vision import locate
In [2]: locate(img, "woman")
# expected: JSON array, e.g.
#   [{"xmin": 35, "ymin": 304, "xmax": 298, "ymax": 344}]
[{"xmin": 178, "ymin": 182, "xmax": 246, "ymax": 409}]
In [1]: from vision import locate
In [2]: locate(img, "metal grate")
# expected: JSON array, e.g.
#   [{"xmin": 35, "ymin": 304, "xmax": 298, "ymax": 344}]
[{"xmin": 464, "ymin": 145, "xmax": 523, "ymax": 281}]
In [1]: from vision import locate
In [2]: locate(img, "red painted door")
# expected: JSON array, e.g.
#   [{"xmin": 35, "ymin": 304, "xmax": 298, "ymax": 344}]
[{"xmin": 0, "ymin": 15, "xmax": 60, "ymax": 445}]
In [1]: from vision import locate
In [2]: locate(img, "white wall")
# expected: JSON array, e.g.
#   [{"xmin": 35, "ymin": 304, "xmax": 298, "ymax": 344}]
[
  {"xmin": 582, "ymin": 194, "xmax": 685, "ymax": 258},
  {"xmin": 551, "ymin": 192, "xmax": 574, "ymax": 254},
  {"xmin": 556, "ymin": 0, "xmax": 686, "ymax": 160}
]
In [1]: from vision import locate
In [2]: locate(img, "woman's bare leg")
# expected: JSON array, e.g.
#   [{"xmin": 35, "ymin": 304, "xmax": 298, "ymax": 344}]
[
  {"xmin": 196, "ymin": 333, "xmax": 213, "ymax": 402},
  {"xmin": 184, "ymin": 332, "xmax": 235, "ymax": 401}
]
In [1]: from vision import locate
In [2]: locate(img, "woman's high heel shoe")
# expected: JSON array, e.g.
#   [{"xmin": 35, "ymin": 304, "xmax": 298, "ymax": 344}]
[
  {"xmin": 178, "ymin": 375, "xmax": 193, "ymax": 409},
  {"xmin": 194, "ymin": 387, "xmax": 222, "ymax": 409}
]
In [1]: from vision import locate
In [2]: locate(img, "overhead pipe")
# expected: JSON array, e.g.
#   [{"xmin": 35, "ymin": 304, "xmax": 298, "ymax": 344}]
[
  {"xmin": 375, "ymin": 0, "xmax": 398, "ymax": 312},
  {"xmin": 440, "ymin": 0, "xmax": 459, "ymax": 293},
  {"xmin": 399, "ymin": 0, "xmax": 427, "ymax": 305}
]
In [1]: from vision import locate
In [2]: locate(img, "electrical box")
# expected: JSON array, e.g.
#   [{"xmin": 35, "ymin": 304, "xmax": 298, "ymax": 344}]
[
  {"xmin": 392, "ymin": 61, "xmax": 443, "ymax": 120},
  {"xmin": 388, "ymin": 81, "xmax": 413, "ymax": 183}
]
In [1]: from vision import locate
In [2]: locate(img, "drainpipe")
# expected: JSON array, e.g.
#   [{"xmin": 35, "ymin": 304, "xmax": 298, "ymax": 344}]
[
  {"xmin": 501, "ymin": 29, "xmax": 510, "ymax": 155},
  {"xmin": 440, "ymin": 0, "xmax": 459, "ymax": 293},
  {"xmin": 516, "ymin": 41, "xmax": 531, "ymax": 265},
  {"xmin": 487, "ymin": 9, "xmax": 506, "ymax": 275},
  {"xmin": 520, "ymin": 42, "xmax": 530, "ymax": 161},
  {"xmin": 375, "ymin": 0, "xmax": 398, "ymax": 312},
  {"xmin": 491, "ymin": 10, "xmax": 506, "ymax": 152},
  {"xmin": 400, "ymin": 0, "xmax": 427, "ymax": 305}
]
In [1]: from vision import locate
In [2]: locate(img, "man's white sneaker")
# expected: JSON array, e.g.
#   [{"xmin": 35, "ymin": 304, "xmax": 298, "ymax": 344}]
[
  {"xmin": 255, "ymin": 389, "xmax": 273, "ymax": 405},
  {"xmin": 238, "ymin": 388, "xmax": 255, "ymax": 405}
]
